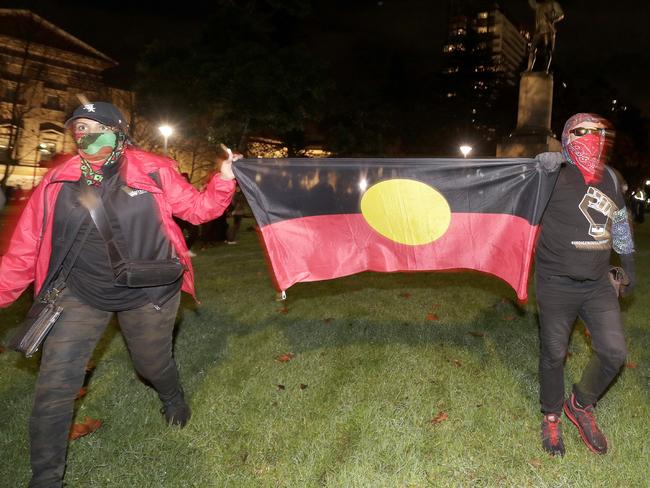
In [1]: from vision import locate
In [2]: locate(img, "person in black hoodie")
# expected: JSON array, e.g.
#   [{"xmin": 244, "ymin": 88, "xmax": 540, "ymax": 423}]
[{"xmin": 534, "ymin": 113, "xmax": 635, "ymax": 457}]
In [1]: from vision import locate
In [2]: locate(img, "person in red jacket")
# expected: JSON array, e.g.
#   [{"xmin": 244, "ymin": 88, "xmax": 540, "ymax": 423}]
[{"xmin": 0, "ymin": 102, "xmax": 238, "ymax": 488}]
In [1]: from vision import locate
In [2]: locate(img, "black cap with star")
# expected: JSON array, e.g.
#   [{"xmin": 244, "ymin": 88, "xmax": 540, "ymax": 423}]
[{"xmin": 65, "ymin": 102, "xmax": 129, "ymax": 131}]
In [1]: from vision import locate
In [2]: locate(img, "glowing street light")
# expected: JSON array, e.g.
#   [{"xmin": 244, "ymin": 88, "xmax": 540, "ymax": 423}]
[
  {"xmin": 459, "ymin": 145, "xmax": 472, "ymax": 158},
  {"xmin": 158, "ymin": 125, "xmax": 173, "ymax": 155}
]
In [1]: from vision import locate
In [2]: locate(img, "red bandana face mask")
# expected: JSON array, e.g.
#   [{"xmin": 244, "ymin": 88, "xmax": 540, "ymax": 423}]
[
  {"xmin": 562, "ymin": 113, "xmax": 614, "ymax": 185},
  {"xmin": 564, "ymin": 132, "xmax": 613, "ymax": 184}
]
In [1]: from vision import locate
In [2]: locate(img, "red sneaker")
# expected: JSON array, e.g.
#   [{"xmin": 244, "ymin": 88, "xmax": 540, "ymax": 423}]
[
  {"xmin": 541, "ymin": 413, "xmax": 565, "ymax": 456},
  {"xmin": 563, "ymin": 393, "xmax": 608, "ymax": 454}
]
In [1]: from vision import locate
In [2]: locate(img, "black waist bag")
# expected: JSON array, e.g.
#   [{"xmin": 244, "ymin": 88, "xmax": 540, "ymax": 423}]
[
  {"xmin": 114, "ymin": 258, "xmax": 184, "ymax": 288},
  {"xmin": 80, "ymin": 184, "xmax": 185, "ymax": 289}
]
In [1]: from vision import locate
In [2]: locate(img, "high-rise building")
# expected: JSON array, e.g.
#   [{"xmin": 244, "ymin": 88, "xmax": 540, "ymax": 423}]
[{"xmin": 442, "ymin": 2, "xmax": 528, "ymax": 147}]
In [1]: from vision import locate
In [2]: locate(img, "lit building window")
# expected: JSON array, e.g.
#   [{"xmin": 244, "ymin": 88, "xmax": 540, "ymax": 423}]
[
  {"xmin": 38, "ymin": 141, "xmax": 57, "ymax": 162},
  {"xmin": 478, "ymin": 12, "xmax": 488, "ymax": 19},
  {"xmin": 477, "ymin": 26, "xmax": 488, "ymax": 34},
  {"xmin": 444, "ymin": 43, "xmax": 465, "ymax": 52},
  {"xmin": 446, "ymin": 92, "xmax": 457, "ymax": 98}
]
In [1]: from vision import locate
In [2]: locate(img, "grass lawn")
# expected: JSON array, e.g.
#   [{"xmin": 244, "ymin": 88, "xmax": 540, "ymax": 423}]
[{"xmin": 1, "ymin": 218, "xmax": 649, "ymax": 487}]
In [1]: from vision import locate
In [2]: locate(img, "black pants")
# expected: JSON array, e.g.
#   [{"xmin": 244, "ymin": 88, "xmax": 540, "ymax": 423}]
[
  {"xmin": 226, "ymin": 215, "xmax": 242, "ymax": 242},
  {"xmin": 535, "ymin": 273, "xmax": 627, "ymax": 414},
  {"xmin": 29, "ymin": 290, "xmax": 182, "ymax": 488}
]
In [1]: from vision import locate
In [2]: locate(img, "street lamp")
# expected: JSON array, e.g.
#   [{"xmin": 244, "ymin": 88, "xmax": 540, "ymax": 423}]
[
  {"xmin": 158, "ymin": 125, "xmax": 173, "ymax": 155},
  {"xmin": 459, "ymin": 144, "xmax": 472, "ymax": 158}
]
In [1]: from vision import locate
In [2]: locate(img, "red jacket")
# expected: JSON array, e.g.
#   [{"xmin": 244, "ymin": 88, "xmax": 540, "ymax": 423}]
[{"xmin": 0, "ymin": 147, "xmax": 236, "ymax": 307}]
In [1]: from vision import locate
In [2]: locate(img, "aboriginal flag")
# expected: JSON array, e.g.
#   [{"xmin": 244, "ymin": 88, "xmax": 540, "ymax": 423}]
[{"xmin": 234, "ymin": 158, "xmax": 557, "ymax": 300}]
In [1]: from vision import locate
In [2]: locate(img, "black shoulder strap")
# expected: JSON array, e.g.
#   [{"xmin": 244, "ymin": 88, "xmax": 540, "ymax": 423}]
[
  {"xmin": 79, "ymin": 184, "xmax": 126, "ymax": 270},
  {"xmin": 46, "ymin": 218, "xmax": 93, "ymax": 297},
  {"xmin": 605, "ymin": 166, "xmax": 618, "ymax": 195}
]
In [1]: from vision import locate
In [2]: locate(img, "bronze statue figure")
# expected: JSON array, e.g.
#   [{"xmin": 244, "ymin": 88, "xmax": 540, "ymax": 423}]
[{"xmin": 527, "ymin": 0, "xmax": 564, "ymax": 73}]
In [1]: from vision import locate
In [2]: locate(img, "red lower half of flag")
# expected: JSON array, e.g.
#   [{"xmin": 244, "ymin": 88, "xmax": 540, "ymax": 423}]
[{"xmin": 259, "ymin": 213, "xmax": 539, "ymax": 300}]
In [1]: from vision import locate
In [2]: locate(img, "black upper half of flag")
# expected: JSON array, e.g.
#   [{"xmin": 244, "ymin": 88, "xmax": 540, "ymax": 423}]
[{"xmin": 234, "ymin": 158, "xmax": 558, "ymax": 227}]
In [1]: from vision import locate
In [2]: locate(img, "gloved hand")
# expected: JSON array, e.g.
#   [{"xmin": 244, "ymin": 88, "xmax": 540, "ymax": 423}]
[
  {"xmin": 619, "ymin": 253, "xmax": 636, "ymax": 297},
  {"xmin": 535, "ymin": 152, "xmax": 565, "ymax": 174}
]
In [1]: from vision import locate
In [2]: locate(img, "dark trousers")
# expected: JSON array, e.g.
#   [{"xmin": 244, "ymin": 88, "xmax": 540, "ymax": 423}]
[
  {"xmin": 226, "ymin": 215, "xmax": 242, "ymax": 242},
  {"xmin": 29, "ymin": 290, "xmax": 182, "ymax": 488},
  {"xmin": 535, "ymin": 273, "xmax": 627, "ymax": 414}
]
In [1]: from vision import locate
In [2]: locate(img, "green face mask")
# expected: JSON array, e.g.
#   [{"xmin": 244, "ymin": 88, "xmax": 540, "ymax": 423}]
[{"xmin": 77, "ymin": 132, "xmax": 117, "ymax": 155}]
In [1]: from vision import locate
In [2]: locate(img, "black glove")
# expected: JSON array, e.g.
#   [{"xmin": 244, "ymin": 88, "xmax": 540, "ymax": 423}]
[
  {"xmin": 534, "ymin": 152, "xmax": 565, "ymax": 174},
  {"xmin": 619, "ymin": 253, "xmax": 636, "ymax": 297}
]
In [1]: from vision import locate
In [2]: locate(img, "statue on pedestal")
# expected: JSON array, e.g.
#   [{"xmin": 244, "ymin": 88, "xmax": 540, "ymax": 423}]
[{"xmin": 527, "ymin": 0, "xmax": 564, "ymax": 73}]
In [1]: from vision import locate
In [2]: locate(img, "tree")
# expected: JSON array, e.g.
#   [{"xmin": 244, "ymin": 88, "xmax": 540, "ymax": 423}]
[{"xmin": 137, "ymin": 0, "xmax": 328, "ymax": 157}]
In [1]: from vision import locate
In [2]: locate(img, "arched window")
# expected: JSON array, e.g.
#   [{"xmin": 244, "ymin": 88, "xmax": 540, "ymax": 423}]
[{"xmin": 38, "ymin": 122, "xmax": 64, "ymax": 163}]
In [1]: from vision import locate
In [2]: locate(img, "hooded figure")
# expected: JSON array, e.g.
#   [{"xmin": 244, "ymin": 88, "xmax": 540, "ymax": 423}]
[
  {"xmin": 533, "ymin": 113, "xmax": 635, "ymax": 458},
  {"xmin": 561, "ymin": 112, "xmax": 615, "ymax": 185}
]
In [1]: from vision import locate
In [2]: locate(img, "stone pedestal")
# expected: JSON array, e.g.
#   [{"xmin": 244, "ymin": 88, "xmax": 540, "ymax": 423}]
[{"xmin": 497, "ymin": 72, "xmax": 562, "ymax": 158}]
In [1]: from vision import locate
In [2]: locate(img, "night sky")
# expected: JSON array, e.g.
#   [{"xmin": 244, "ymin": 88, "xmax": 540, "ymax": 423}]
[{"xmin": 7, "ymin": 0, "xmax": 650, "ymax": 115}]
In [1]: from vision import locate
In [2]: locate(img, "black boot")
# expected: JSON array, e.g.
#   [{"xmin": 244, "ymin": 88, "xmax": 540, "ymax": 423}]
[{"xmin": 160, "ymin": 389, "xmax": 191, "ymax": 427}]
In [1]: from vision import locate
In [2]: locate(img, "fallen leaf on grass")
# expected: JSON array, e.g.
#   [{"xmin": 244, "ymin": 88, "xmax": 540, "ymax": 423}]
[
  {"xmin": 0, "ymin": 344, "xmax": 6, "ymax": 354},
  {"xmin": 430, "ymin": 411, "xmax": 449, "ymax": 425},
  {"xmin": 275, "ymin": 353, "xmax": 295, "ymax": 363},
  {"xmin": 450, "ymin": 359, "xmax": 462, "ymax": 368},
  {"xmin": 69, "ymin": 417, "xmax": 102, "ymax": 440},
  {"xmin": 583, "ymin": 328, "xmax": 591, "ymax": 338},
  {"xmin": 84, "ymin": 417, "xmax": 102, "ymax": 431},
  {"xmin": 75, "ymin": 387, "xmax": 88, "ymax": 399},
  {"xmin": 503, "ymin": 315, "xmax": 515, "ymax": 321},
  {"xmin": 323, "ymin": 317, "xmax": 334, "ymax": 323},
  {"xmin": 399, "ymin": 292, "xmax": 412, "ymax": 299},
  {"xmin": 85, "ymin": 360, "xmax": 96, "ymax": 373},
  {"xmin": 626, "ymin": 362, "xmax": 638, "ymax": 369},
  {"xmin": 469, "ymin": 331, "xmax": 485, "ymax": 337},
  {"xmin": 431, "ymin": 303, "xmax": 440, "ymax": 309},
  {"xmin": 277, "ymin": 384, "xmax": 285, "ymax": 390},
  {"xmin": 299, "ymin": 383, "xmax": 308, "ymax": 390},
  {"xmin": 566, "ymin": 351, "xmax": 573, "ymax": 358},
  {"xmin": 528, "ymin": 459, "xmax": 542, "ymax": 468},
  {"xmin": 69, "ymin": 423, "xmax": 89, "ymax": 440},
  {"xmin": 426, "ymin": 313, "xmax": 439, "ymax": 321}
]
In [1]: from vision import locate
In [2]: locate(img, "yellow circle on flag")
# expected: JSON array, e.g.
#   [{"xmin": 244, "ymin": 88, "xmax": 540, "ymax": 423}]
[{"xmin": 360, "ymin": 179, "xmax": 451, "ymax": 245}]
